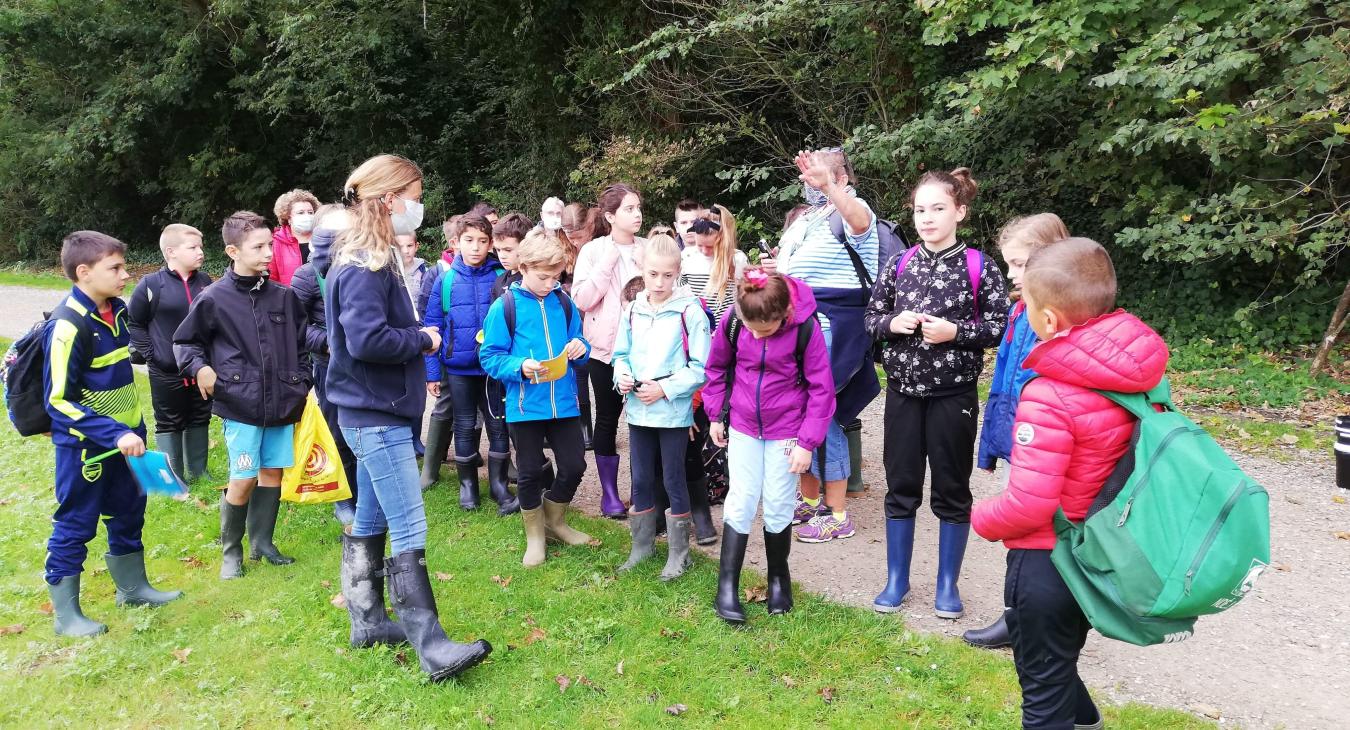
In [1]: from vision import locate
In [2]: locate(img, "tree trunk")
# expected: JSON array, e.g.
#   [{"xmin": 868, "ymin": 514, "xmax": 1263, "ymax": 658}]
[{"xmin": 1311, "ymin": 276, "xmax": 1350, "ymax": 375}]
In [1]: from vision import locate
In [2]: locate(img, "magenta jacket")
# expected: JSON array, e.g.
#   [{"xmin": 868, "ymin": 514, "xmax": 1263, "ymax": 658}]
[
  {"xmin": 701, "ymin": 275, "xmax": 836, "ymax": 450},
  {"xmin": 268, "ymin": 226, "xmax": 303, "ymax": 287}
]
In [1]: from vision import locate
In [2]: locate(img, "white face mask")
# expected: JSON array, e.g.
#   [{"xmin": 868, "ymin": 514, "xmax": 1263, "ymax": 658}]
[
  {"xmin": 541, "ymin": 213, "xmax": 563, "ymax": 231},
  {"xmin": 391, "ymin": 198, "xmax": 424, "ymax": 235},
  {"xmin": 291, "ymin": 214, "xmax": 316, "ymax": 233}
]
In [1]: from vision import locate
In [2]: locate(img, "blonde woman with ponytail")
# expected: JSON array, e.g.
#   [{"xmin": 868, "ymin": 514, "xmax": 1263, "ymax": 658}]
[
  {"xmin": 324, "ymin": 154, "xmax": 492, "ymax": 682},
  {"xmin": 680, "ymin": 203, "xmax": 747, "ymax": 321}
]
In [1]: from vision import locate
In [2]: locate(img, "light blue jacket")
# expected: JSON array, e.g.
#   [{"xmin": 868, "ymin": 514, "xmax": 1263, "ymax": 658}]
[
  {"xmin": 479, "ymin": 282, "xmax": 591, "ymax": 423},
  {"xmin": 612, "ymin": 290, "xmax": 711, "ymax": 429}
]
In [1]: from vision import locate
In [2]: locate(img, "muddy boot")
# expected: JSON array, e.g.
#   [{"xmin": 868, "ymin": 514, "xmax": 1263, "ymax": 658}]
[
  {"xmin": 220, "ymin": 497, "xmax": 247, "ymax": 580},
  {"xmin": 935, "ymin": 521, "xmax": 970, "ymax": 619},
  {"xmin": 595, "ymin": 454, "xmax": 625, "ymax": 518},
  {"xmin": 49, "ymin": 575, "xmax": 107, "ymax": 637},
  {"xmin": 156, "ymin": 430, "xmax": 186, "ymax": 482},
  {"xmin": 457, "ymin": 461, "xmax": 481, "ymax": 511},
  {"xmin": 420, "ymin": 419, "xmax": 452, "ymax": 491},
  {"xmin": 715, "ymin": 528, "xmax": 749, "ymax": 624},
  {"xmin": 183, "ymin": 425, "xmax": 210, "ymax": 481},
  {"xmin": 687, "ymin": 478, "xmax": 718, "ymax": 545},
  {"xmin": 247, "ymin": 487, "xmax": 295, "ymax": 565},
  {"xmin": 660, "ymin": 512, "xmax": 692, "ymax": 581},
  {"xmin": 521, "ymin": 507, "xmax": 547, "ymax": 567},
  {"xmin": 963, "ymin": 609, "xmax": 1012, "ymax": 649},
  {"xmin": 763, "ymin": 526, "xmax": 793, "ymax": 615},
  {"xmin": 487, "ymin": 457, "xmax": 520, "ymax": 516},
  {"xmin": 618, "ymin": 509, "xmax": 659, "ymax": 572},
  {"xmin": 105, "ymin": 551, "xmax": 182, "ymax": 607},
  {"xmin": 384, "ymin": 550, "xmax": 493, "ymax": 681},
  {"xmin": 341, "ymin": 533, "xmax": 407, "ymax": 648},
  {"xmin": 543, "ymin": 497, "xmax": 591, "ymax": 545}
]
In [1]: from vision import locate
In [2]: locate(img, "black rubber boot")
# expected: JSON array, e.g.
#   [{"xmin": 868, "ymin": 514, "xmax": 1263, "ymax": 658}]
[
  {"xmin": 579, "ymin": 402, "xmax": 594, "ymax": 451},
  {"xmin": 220, "ymin": 497, "xmax": 247, "ymax": 580},
  {"xmin": 341, "ymin": 534, "xmax": 408, "ymax": 648},
  {"xmin": 105, "ymin": 551, "xmax": 183, "ymax": 607},
  {"xmin": 962, "ymin": 609, "xmax": 1012, "ymax": 649},
  {"xmin": 456, "ymin": 462, "xmax": 481, "ymax": 511},
  {"xmin": 384, "ymin": 550, "xmax": 493, "ymax": 681},
  {"xmin": 487, "ymin": 457, "xmax": 520, "ymax": 516},
  {"xmin": 420, "ymin": 419, "xmax": 452, "ymax": 491},
  {"xmin": 183, "ymin": 425, "xmax": 210, "ymax": 481},
  {"xmin": 687, "ymin": 478, "xmax": 718, "ymax": 545},
  {"xmin": 247, "ymin": 487, "xmax": 295, "ymax": 565},
  {"xmin": 763, "ymin": 527, "xmax": 793, "ymax": 615},
  {"xmin": 156, "ymin": 430, "xmax": 186, "ymax": 483},
  {"xmin": 715, "ymin": 528, "xmax": 749, "ymax": 624},
  {"xmin": 49, "ymin": 575, "xmax": 107, "ymax": 637}
]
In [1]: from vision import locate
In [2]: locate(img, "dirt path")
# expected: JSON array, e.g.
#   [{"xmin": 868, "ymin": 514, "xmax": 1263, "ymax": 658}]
[{"xmin": 562, "ymin": 396, "xmax": 1350, "ymax": 729}]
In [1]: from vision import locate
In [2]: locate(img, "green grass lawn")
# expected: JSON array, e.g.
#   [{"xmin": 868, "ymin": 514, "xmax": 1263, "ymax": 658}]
[
  {"xmin": 0, "ymin": 265, "xmax": 75, "ymax": 291},
  {"xmin": 0, "ymin": 369, "xmax": 1211, "ymax": 727}
]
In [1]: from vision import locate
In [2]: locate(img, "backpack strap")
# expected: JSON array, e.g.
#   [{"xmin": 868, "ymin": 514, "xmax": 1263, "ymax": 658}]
[
  {"xmin": 504, "ymin": 288, "xmax": 573, "ymax": 339},
  {"xmin": 894, "ymin": 245, "xmax": 922, "ymax": 279},
  {"xmin": 830, "ymin": 210, "xmax": 873, "ymax": 290},
  {"xmin": 440, "ymin": 268, "xmax": 456, "ymax": 316},
  {"xmin": 315, "ymin": 271, "xmax": 326, "ymax": 299},
  {"xmin": 965, "ymin": 248, "xmax": 983, "ymax": 326},
  {"xmin": 719, "ymin": 315, "xmax": 743, "ymax": 424},
  {"xmin": 1093, "ymin": 378, "xmax": 1175, "ymax": 419},
  {"xmin": 793, "ymin": 318, "xmax": 812, "ymax": 383}
]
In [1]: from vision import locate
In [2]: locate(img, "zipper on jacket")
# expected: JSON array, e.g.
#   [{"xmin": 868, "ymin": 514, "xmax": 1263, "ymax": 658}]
[
  {"xmin": 755, "ymin": 340, "xmax": 767, "ymax": 438},
  {"xmin": 1183, "ymin": 481, "xmax": 1264, "ymax": 594},
  {"xmin": 250, "ymin": 291, "xmax": 269, "ymax": 426},
  {"xmin": 538, "ymin": 296, "xmax": 558, "ymax": 419},
  {"xmin": 1116, "ymin": 425, "xmax": 1201, "ymax": 526}
]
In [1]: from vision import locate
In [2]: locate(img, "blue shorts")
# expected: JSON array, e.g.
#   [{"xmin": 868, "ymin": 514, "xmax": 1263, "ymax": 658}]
[
  {"xmin": 809, "ymin": 419, "xmax": 850, "ymax": 482},
  {"xmin": 223, "ymin": 420, "xmax": 295, "ymax": 479}
]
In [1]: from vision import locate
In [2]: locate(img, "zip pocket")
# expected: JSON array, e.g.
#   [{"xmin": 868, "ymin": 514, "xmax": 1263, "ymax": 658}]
[
  {"xmin": 1117, "ymin": 425, "xmax": 1202, "ymax": 526},
  {"xmin": 1183, "ymin": 481, "xmax": 1263, "ymax": 593}
]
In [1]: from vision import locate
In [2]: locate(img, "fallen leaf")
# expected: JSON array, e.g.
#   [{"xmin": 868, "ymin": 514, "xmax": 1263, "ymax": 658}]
[
  {"xmin": 178, "ymin": 556, "xmax": 206, "ymax": 568},
  {"xmin": 1236, "ymin": 428, "xmax": 1252, "ymax": 439},
  {"xmin": 1279, "ymin": 434, "xmax": 1298, "ymax": 445},
  {"xmin": 524, "ymin": 627, "xmax": 547, "ymax": 645},
  {"xmin": 394, "ymin": 650, "xmax": 409, "ymax": 665},
  {"xmin": 616, "ymin": 660, "xmax": 625, "ymax": 675},
  {"xmin": 1273, "ymin": 563, "xmax": 1291, "ymax": 572},
  {"xmin": 743, "ymin": 585, "xmax": 767, "ymax": 604},
  {"xmin": 665, "ymin": 704, "xmax": 688, "ymax": 716},
  {"xmin": 0, "ymin": 498, "xmax": 12, "ymax": 506},
  {"xmin": 172, "ymin": 647, "xmax": 192, "ymax": 663},
  {"xmin": 492, "ymin": 575, "xmax": 513, "ymax": 588},
  {"xmin": 1333, "ymin": 495, "xmax": 1346, "ymax": 504},
  {"xmin": 819, "ymin": 686, "xmax": 836, "ymax": 704},
  {"xmin": 1193, "ymin": 704, "xmax": 1222, "ymax": 720},
  {"xmin": 482, "ymin": 716, "xmax": 494, "ymax": 726},
  {"xmin": 577, "ymin": 675, "xmax": 605, "ymax": 693},
  {"xmin": 194, "ymin": 498, "xmax": 209, "ymax": 509},
  {"xmin": 37, "ymin": 601, "xmax": 52, "ymax": 616},
  {"xmin": 435, "ymin": 572, "xmax": 454, "ymax": 582},
  {"xmin": 0, "ymin": 624, "xmax": 25, "ymax": 636},
  {"xmin": 659, "ymin": 627, "xmax": 686, "ymax": 640},
  {"xmin": 586, "ymin": 538, "xmax": 603, "ymax": 547},
  {"xmin": 320, "ymin": 580, "xmax": 332, "ymax": 589},
  {"xmin": 1334, "ymin": 531, "xmax": 1350, "ymax": 541},
  {"xmin": 330, "ymin": 593, "xmax": 347, "ymax": 608},
  {"xmin": 555, "ymin": 674, "xmax": 572, "ymax": 693},
  {"xmin": 780, "ymin": 674, "xmax": 795, "ymax": 688}
]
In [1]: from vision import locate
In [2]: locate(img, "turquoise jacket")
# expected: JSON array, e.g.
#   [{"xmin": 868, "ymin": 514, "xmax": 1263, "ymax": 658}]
[
  {"xmin": 612, "ymin": 290, "xmax": 711, "ymax": 429},
  {"xmin": 479, "ymin": 282, "xmax": 591, "ymax": 423}
]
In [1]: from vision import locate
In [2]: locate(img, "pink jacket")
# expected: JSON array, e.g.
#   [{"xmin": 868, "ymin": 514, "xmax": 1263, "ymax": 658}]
[
  {"xmin": 268, "ymin": 226, "xmax": 303, "ymax": 287},
  {"xmin": 571, "ymin": 235, "xmax": 646, "ymax": 364},
  {"xmin": 700, "ymin": 276, "xmax": 836, "ymax": 450},
  {"xmin": 972, "ymin": 310, "xmax": 1169, "ymax": 550}
]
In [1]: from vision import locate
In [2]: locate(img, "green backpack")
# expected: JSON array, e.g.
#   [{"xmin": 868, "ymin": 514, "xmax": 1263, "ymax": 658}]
[{"xmin": 1050, "ymin": 378, "xmax": 1271, "ymax": 646}]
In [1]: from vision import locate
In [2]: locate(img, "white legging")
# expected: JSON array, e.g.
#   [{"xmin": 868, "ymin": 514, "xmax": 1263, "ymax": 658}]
[{"xmin": 722, "ymin": 427, "xmax": 798, "ymax": 534}]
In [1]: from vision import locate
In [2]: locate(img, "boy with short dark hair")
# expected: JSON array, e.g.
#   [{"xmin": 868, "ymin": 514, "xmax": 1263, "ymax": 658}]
[
  {"xmin": 673, "ymin": 198, "xmax": 704, "ymax": 249},
  {"xmin": 972, "ymin": 237, "xmax": 1169, "ymax": 730},
  {"xmin": 127, "ymin": 223, "xmax": 214, "ymax": 483},
  {"xmin": 175, "ymin": 211, "xmax": 312, "ymax": 580},
  {"xmin": 45, "ymin": 231, "xmax": 183, "ymax": 637},
  {"xmin": 491, "ymin": 212, "xmax": 534, "ymax": 298}
]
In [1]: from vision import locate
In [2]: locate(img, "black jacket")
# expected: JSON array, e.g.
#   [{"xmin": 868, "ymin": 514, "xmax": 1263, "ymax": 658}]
[
  {"xmin": 126, "ymin": 267, "xmax": 213, "ymax": 375},
  {"xmin": 173, "ymin": 269, "xmax": 312, "ymax": 426}
]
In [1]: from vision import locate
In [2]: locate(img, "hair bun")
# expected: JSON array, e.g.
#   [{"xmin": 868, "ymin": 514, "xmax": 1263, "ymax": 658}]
[{"xmin": 949, "ymin": 167, "xmax": 979, "ymax": 204}]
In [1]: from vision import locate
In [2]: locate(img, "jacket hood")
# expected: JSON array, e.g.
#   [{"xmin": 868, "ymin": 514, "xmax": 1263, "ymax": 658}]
[
  {"xmin": 452, "ymin": 255, "xmax": 502, "ymax": 277},
  {"xmin": 310, "ymin": 228, "xmax": 339, "ymax": 276},
  {"xmin": 1024, "ymin": 310, "xmax": 1168, "ymax": 393},
  {"xmin": 784, "ymin": 275, "xmax": 819, "ymax": 327}
]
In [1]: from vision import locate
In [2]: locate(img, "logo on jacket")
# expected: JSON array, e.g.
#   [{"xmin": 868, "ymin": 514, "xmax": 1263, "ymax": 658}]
[{"xmin": 1014, "ymin": 423, "xmax": 1035, "ymax": 446}]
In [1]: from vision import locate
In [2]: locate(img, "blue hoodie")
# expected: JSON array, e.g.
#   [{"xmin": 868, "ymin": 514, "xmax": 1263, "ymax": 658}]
[
  {"xmin": 423, "ymin": 255, "xmax": 504, "ymax": 380},
  {"xmin": 611, "ymin": 290, "xmax": 711, "ymax": 429},
  {"xmin": 977, "ymin": 301, "xmax": 1039, "ymax": 469},
  {"xmin": 479, "ymin": 282, "xmax": 591, "ymax": 423}
]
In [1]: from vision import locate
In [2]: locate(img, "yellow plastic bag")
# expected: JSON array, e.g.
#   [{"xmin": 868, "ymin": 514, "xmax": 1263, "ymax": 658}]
[{"xmin": 281, "ymin": 394, "xmax": 353, "ymax": 504}]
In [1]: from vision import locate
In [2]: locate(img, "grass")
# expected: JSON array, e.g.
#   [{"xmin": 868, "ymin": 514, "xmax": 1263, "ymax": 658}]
[
  {"xmin": 0, "ymin": 367, "xmax": 1210, "ymax": 727},
  {"xmin": 0, "ymin": 265, "xmax": 74, "ymax": 291}
]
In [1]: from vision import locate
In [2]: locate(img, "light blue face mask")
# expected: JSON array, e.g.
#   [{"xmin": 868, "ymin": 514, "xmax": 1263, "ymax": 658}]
[
  {"xmin": 803, "ymin": 184, "xmax": 829, "ymax": 208},
  {"xmin": 391, "ymin": 198, "xmax": 424, "ymax": 235}
]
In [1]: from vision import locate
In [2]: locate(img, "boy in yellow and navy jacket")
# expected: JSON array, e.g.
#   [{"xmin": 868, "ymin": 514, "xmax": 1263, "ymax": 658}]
[{"xmin": 44, "ymin": 231, "xmax": 182, "ymax": 637}]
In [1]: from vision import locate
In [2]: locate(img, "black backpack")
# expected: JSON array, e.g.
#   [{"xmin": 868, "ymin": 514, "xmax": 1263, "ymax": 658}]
[
  {"xmin": 3, "ymin": 306, "xmax": 90, "ymax": 437},
  {"xmin": 502, "ymin": 288, "xmax": 576, "ymax": 338},
  {"xmin": 716, "ymin": 313, "xmax": 813, "ymax": 426},
  {"xmin": 829, "ymin": 211, "xmax": 909, "ymax": 290}
]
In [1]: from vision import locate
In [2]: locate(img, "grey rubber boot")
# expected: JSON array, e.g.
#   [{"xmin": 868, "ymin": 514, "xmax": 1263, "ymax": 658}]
[
  {"xmin": 384, "ymin": 550, "xmax": 493, "ymax": 681},
  {"xmin": 420, "ymin": 419, "xmax": 452, "ymax": 491},
  {"xmin": 49, "ymin": 575, "xmax": 107, "ymax": 637},
  {"xmin": 156, "ymin": 431, "xmax": 186, "ymax": 482},
  {"xmin": 618, "ymin": 509, "xmax": 660, "ymax": 572},
  {"xmin": 340, "ymin": 533, "xmax": 407, "ymax": 648},
  {"xmin": 220, "ymin": 497, "xmax": 247, "ymax": 580},
  {"xmin": 183, "ymin": 425, "xmax": 210, "ymax": 481},
  {"xmin": 247, "ymin": 486, "xmax": 294, "ymax": 565},
  {"xmin": 659, "ymin": 513, "xmax": 692, "ymax": 581},
  {"xmin": 104, "ymin": 551, "xmax": 183, "ymax": 607}
]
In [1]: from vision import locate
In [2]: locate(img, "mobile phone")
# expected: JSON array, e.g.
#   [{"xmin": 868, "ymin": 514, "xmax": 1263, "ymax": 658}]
[{"xmin": 757, "ymin": 239, "xmax": 774, "ymax": 256}]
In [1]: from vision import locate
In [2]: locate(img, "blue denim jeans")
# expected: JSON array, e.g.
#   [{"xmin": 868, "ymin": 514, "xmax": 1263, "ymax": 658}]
[
  {"xmin": 341, "ymin": 425, "xmax": 428, "ymax": 554},
  {"xmin": 447, "ymin": 374, "xmax": 510, "ymax": 463}
]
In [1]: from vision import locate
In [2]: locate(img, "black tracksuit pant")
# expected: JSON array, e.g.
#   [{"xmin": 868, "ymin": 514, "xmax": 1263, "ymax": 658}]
[{"xmin": 881, "ymin": 385, "xmax": 978, "ymax": 523}]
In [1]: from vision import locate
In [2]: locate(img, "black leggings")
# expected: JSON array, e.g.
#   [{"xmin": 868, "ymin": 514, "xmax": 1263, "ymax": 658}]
[
  {"xmin": 587, "ymin": 359, "xmax": 623, "ymax": 457},
  {"xmin": 509, "ymin": 417, "xmax": 586, "ymax": 510}
]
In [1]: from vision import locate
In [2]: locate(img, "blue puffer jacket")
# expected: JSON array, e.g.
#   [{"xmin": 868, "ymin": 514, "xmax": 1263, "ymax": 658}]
[
  {"xmin": 977, "ymin": 301, "xmax": 1040, "ymax": 469},
  {"xmin": 479, "ymin": 282, "xmax": 591, "ymax": 423},
  {"xmin": 423, "ymin": 255, "xmax": 504, "ymax": 380}
]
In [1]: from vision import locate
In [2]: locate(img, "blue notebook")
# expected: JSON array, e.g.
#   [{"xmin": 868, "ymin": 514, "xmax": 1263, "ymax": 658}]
[{"xmin": 126, "ymin": 451, "xmax": 189, "ymax": 497}]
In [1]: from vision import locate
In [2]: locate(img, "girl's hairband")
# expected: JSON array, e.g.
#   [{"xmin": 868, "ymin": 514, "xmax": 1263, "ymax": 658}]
[
  {"xmin": 341, "ymin": 187, "xmax": 358, "ymax": 207},
  {"xmin": 743, "ymin": 268, "xmax": 770, "ymax": 289}
]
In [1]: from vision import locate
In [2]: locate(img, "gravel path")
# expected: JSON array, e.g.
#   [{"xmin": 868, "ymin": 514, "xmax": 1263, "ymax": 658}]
[{"xmin": 9, "ymin": 282, "xmax": 1336, "ymax": 728}]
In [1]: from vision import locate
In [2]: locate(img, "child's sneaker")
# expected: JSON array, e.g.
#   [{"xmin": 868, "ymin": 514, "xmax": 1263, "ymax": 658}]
[
  {"xmin": 795, "ymin": 512, "xmax": 856, "ymax": 543},
  {"xmin": 791, "ymin": 496, "xmax": 826, "ymax": 525}
]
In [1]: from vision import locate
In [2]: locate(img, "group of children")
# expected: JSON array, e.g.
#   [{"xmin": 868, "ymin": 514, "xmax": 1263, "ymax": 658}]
[{"xmin": 34, "ymin": 147, "xmax": 1169, "ymax": 723}]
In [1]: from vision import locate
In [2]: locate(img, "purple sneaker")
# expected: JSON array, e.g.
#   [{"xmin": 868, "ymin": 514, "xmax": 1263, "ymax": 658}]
[
  {"xmin": 791, "ymin": 497, "xmax": 825, "ymax": 526},
  {"xmin": 795, "ymin": 512, "xmax": 857, "ymax": 543}
]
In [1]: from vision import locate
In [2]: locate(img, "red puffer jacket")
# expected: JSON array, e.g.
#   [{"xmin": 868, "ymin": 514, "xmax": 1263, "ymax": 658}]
[{"xmin": 972, "ymin": 310, "xmax": 1169, "ymax": 550}]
